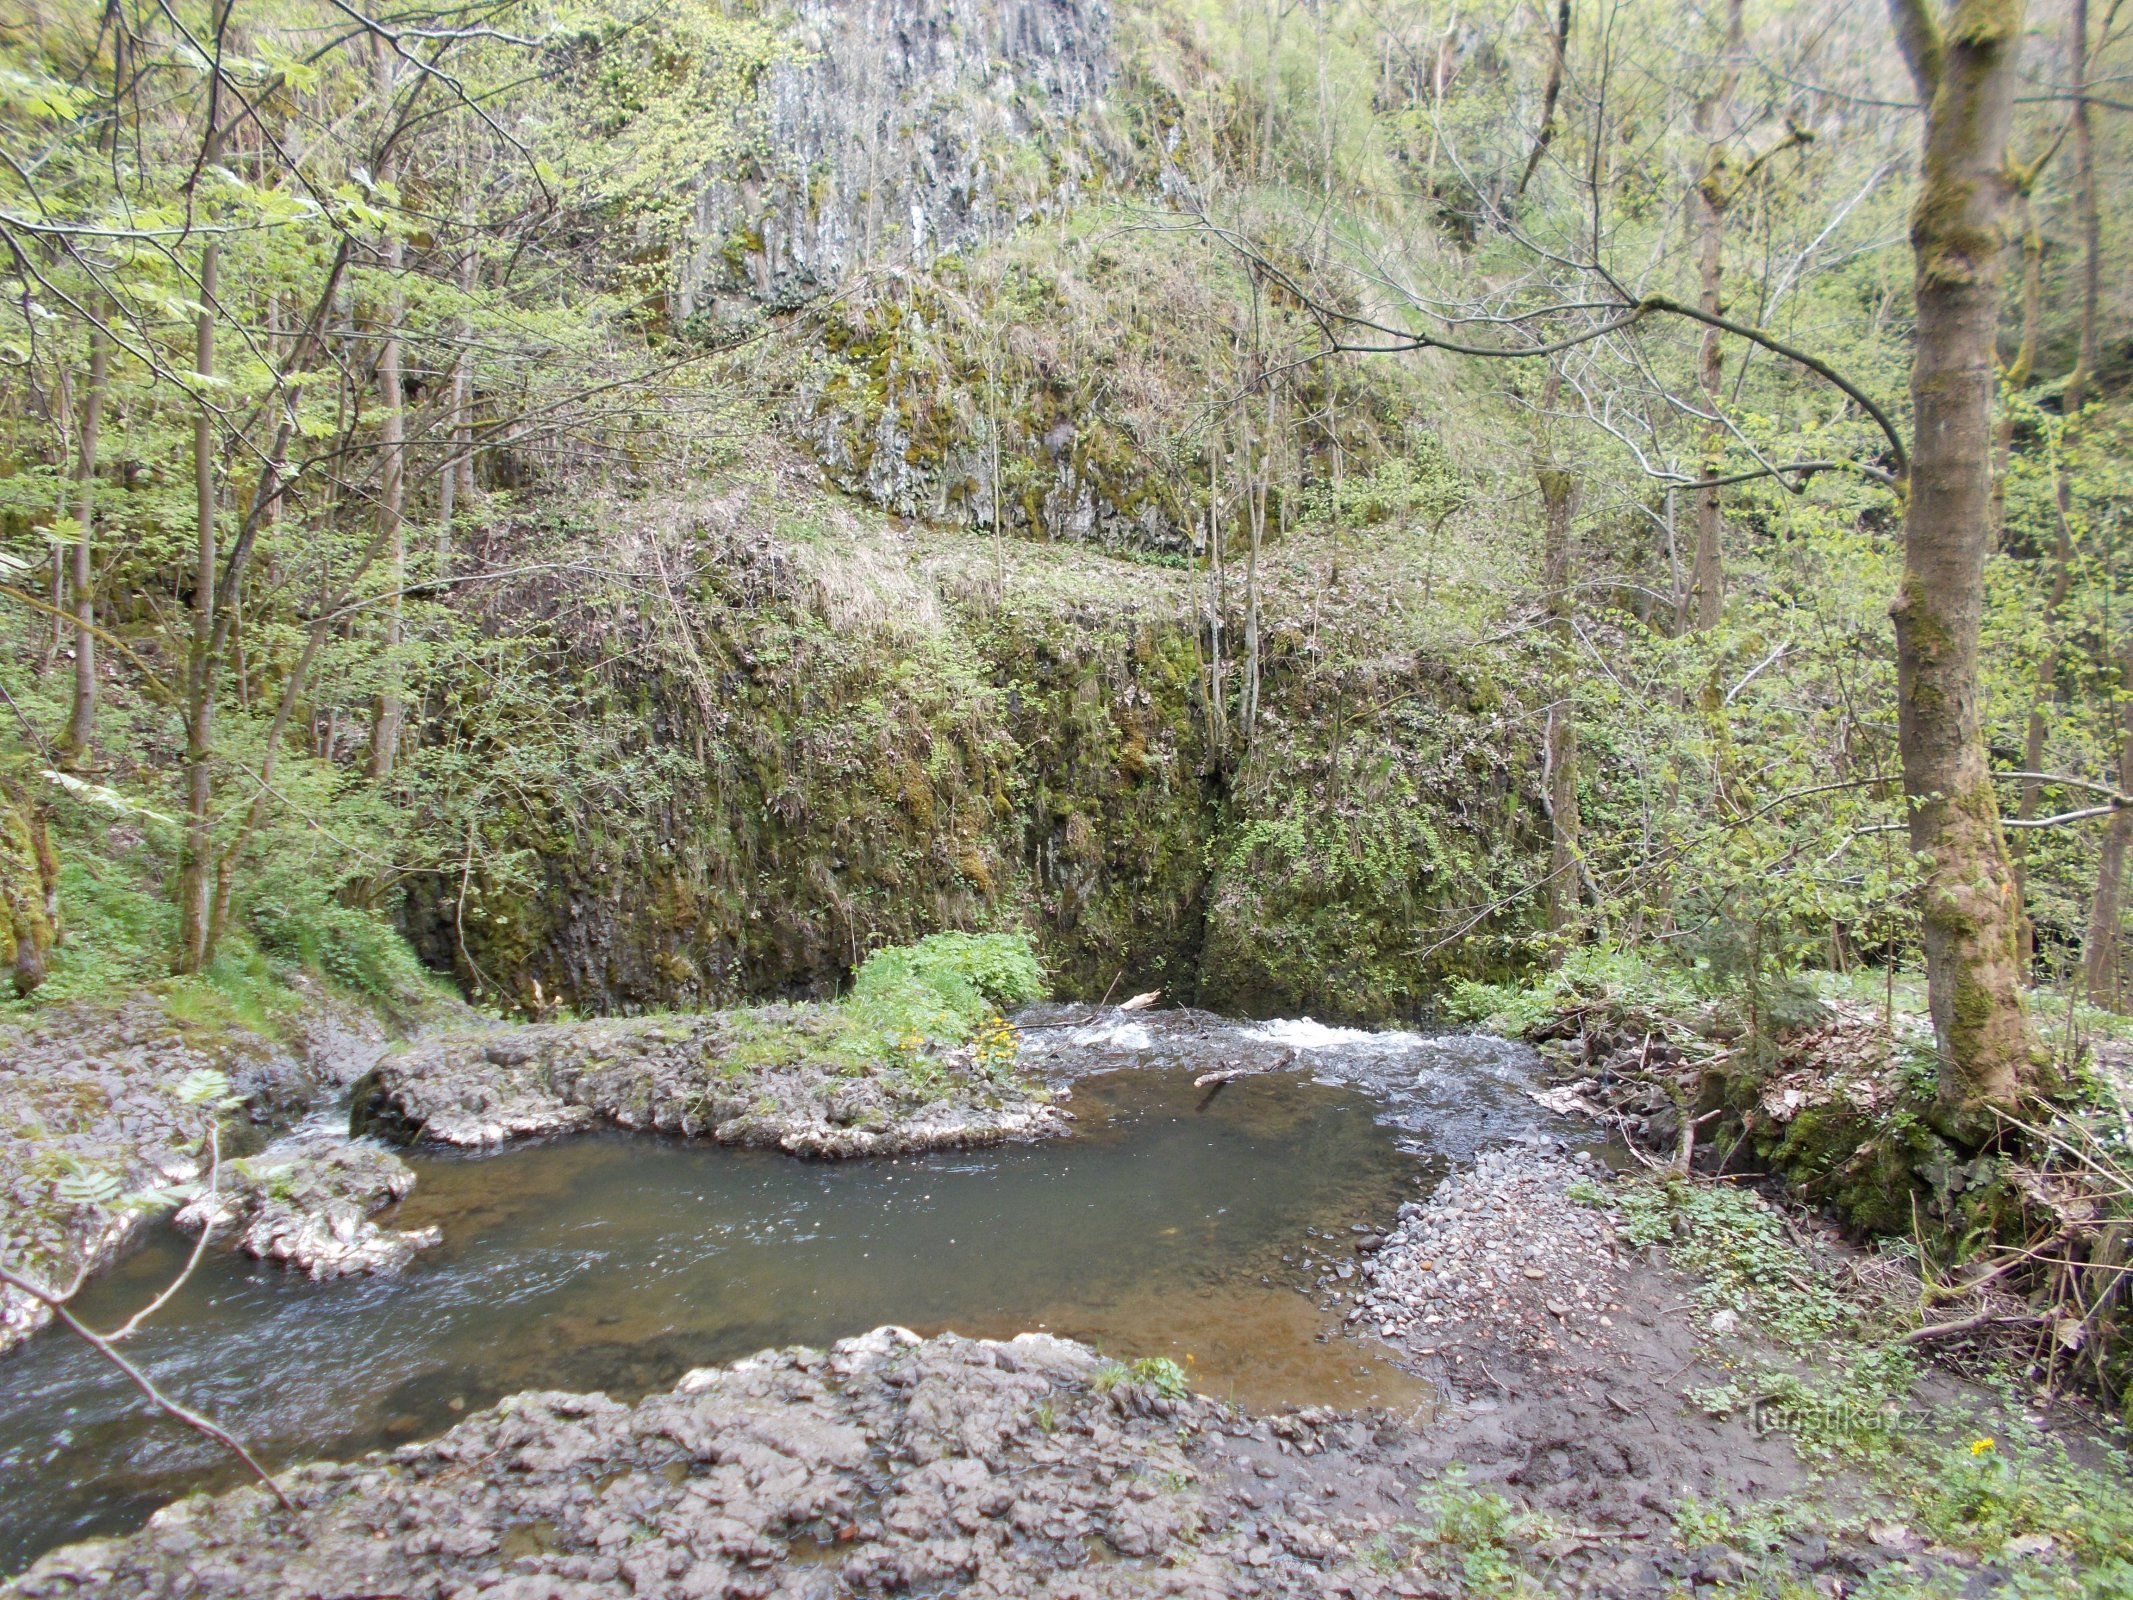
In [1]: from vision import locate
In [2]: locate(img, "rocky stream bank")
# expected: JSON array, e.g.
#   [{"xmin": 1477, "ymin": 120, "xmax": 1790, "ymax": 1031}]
[
  {"xmin": 4, "ymin": 998, "xmax": 2126, "ymax": 1598},
  {"xmin": 0, "ymin": 994, "xmax": 396, "ymax": 1354}
]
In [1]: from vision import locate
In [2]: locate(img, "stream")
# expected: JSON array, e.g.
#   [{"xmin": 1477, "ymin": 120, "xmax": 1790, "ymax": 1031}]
[{"xmin": 0, "ymin": 1013, "xmax": 1548, "ymax": 1570}]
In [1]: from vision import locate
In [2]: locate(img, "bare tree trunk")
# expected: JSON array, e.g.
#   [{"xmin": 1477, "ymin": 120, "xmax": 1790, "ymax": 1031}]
[
  {"xmin": 1244, "ymin": 377, "xmax": 1271, "ymax": 742},
  {"xmin": 1534, "ymin": 362, "xmax": 1581, "ymax": 941},
  {"xmin": 437, "ymin": 145, "xmax": 476, "ymax": 576},
  {"xmin": 38, "ymin": 377, "xmax": 71, "ymax": 681},
  {"xmin": 1688, "ymin": 0, "xmax": 1744, "ymax": 633},
  {"xmin": 1540, "ymin": 463, "xmax": 1581, "ymax": 941},
  {"xmin": 2007, "ymin": 0, "xmax": 2103, "ymax": 964},
  {"xmin": 1206, "ymin": 427, "xmax": 1228, "ymax": 763},
  {"xmin": 2012, "ymin": 487, "xmax": 2074, "ymax": 967},
  {"xmin": 1990, "ymin": 195, "xmax": 2043, "ymax": 536},
  {"xmin": 175, "ymin": 238, "xmax": 220, "ymax": 973},
  {"xmin": 1886, "ymin": 0, "xmax": 2036, "ymax": 1129},
  {"xmin": 369, "ymin": 199, "xmax": 407, "ymax": 779},
  {"xmin": 1260, "ymin": 0, "xmax": 1284, "ymax": 178},
  {"xmin": 2066, "ymin": 0, "xmax": 2099, "ymax": 414},
  {"xmin": 64, "ymin": 319, "xmax": 108, "ymax": 763},
  {"xmin": 2083, "ymin": 646, "xmax": 2133, "ymax": 1005},
  {"xmin": 1515, "ymin": 0, "xmax": 1571, "ymax": 197}
]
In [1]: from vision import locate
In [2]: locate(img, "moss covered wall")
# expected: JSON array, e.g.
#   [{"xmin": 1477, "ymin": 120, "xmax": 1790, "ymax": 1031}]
[{"xmin": 405, "ymin": 499, "xmax": 1546, "ymax": 1024}]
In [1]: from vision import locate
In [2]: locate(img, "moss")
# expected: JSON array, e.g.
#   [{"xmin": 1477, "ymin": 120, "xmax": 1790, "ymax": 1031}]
[
  {"xmin": 418, "ymin": 494, "xmax": 1552, "ymax": 1024},
  {"xmin": 1199, "ymin": 657, "xmax": 1544, "ymax": 1021},
  {"xmin": 0, "ymin": 781, "xmax": 57, "ymax": 996}
]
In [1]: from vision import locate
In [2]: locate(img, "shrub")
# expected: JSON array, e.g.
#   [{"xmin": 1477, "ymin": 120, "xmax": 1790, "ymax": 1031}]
[
  {"xmin": 848, "ymin": 931, "xmax": 1046, "ymax": 1042},
  {"xmin": 245, "ymin": 870, "xmax": 429, "ymax": 1001}
]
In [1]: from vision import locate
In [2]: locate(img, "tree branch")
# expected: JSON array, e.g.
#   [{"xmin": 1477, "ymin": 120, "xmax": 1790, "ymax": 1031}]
[{"xmin": 1886, "ymin": 0, "xmax": 1946, "ymax": 100}]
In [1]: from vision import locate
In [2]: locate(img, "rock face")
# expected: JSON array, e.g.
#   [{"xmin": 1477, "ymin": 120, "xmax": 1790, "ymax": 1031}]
[
  {"xmin": 407, "ymin": 508, "xmax": 1546, "ymax": 1027},
  {"xmin": 354, "ymin": 1012, "xmax": 1066, "ymax": 1157},
  {"xmin": 176, "ymin": 1140, "xmax": 439, "ymax": 1281},
  {"xmin": 679, "ymin": 0, "xmax": 1112, "ymax": 322},
  {"xmin": 5, "ymin": 1327, "xmax": 1440, "ymax": 1600}
]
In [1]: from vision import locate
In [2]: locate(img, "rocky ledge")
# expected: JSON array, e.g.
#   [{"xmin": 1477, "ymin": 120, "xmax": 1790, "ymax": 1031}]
[
  {"xmin": 0, "ymin": 996, "xmax": 390, "ymax": 1355},
  {"xmin": 353, "ymin": 1012, "xmax": 1066, "ymax": 1158},
  {"xmin": 176, "ymin": 1138, "xmax": 440, "ymax": 1281},
  {"xmin": 5, "ymin": 1328, "xmax": 1446, "ymax": 1600}
]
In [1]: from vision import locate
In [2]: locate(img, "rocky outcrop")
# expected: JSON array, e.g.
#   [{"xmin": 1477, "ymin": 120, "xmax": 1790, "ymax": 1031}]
[
  {"xmin": 5, "ymin": 1327, "xmax": 1442, "ymax": 1600},
  {"xmin": 176, "ymin": 1140, "xmax": 439, "ymax": 1281},
  {"xmin": 680, "ymin": 0, "xmax": 1113, "ymax": 322},
  {"xmin": 0, "ymin": 997, "xmax": 399, "ymax": 1354},
  {"xmin": 410, "ymin": 506, "xmax": 1547, "ymax": 1027},
  {"xmin": 354, "ymin": 1011, "xmax": 1066, "ymax": 1157}
]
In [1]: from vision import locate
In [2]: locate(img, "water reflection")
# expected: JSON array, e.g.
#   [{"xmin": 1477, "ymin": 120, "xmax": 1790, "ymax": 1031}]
[{"xmin": 0, "ymin": 1066, "xmax": 1433, "ymax": 1569}]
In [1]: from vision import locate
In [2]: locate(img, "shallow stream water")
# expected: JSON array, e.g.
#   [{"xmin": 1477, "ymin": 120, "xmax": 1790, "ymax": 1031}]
[{"xmin": 0, "ymin": 1014, "xmax": 1545, "ymax": 1570}]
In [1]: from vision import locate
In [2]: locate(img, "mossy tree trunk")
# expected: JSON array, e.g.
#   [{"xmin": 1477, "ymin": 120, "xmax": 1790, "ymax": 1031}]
[{"xmin": 1886, "ymin": 0, "xmax": 2036, "ymax": 1129}]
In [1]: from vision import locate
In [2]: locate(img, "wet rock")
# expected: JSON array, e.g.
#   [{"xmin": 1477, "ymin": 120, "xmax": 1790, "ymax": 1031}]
[
  {"xmin": 355, "ymin": 1012, "xmax": 1067, "ymax": 1159},
  {"xmin": 0, "ymin": 999, "xmax": 343, "ymax": 1355},
  {"xmin": 3, "ymin": 1330, "xmax": 1433, "ymax": 1600},
  {"xmin": 176, "ymin": 1140, "xmax": 439, "ymax": 1280}
]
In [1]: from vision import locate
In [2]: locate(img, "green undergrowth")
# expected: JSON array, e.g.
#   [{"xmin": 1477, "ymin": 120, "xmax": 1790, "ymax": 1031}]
[
  {"xmin": 1572, "ymin": 1174, "xmax": 2133, "ymax": 1597},
  {"xmin": 1092, "ymin": 1355, "xmax": 1192, "ymax": 1400},
  {"xmin": 3, "ymin": 654, "xmax": 452, "ymax": 1037},
  {"xmin": 1443, "ymin": 943, "xmax": 1716, "ymax": 1038},
  {"xmin": 846, "ymin": 930, "xmax": 1046, "ymax": 1036},
  {"xmin": 720, "ymin": 931, "xmax": 1047, "ymax": 1092},
  {"xmin": 14, "ymin": 837, "xmax": 444, "ymax": 1039}
]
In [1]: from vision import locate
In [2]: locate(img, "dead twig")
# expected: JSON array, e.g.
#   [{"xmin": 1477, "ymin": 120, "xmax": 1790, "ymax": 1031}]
[{"xmin": 1902, "ymin": 1310, "xmax": 2050, "ymax": 1346}]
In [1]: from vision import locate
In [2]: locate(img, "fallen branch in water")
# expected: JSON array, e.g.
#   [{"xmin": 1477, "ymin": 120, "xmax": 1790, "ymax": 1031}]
[{"xmin": 1010, "ymin": 977, "xmax": 1163, "ymax": 1033}]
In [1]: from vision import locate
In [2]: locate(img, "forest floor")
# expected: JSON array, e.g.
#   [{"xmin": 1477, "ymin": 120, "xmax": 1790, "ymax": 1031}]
[{"xmin": 4, "ymin": 995, "xmax": 2130, "ymax": 1598}]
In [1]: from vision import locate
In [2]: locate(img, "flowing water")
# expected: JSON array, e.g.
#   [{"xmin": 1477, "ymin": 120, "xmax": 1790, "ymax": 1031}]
[{"xmin": 0, "ymin": 1015, "xmax": 1547, "ymax": 1570}]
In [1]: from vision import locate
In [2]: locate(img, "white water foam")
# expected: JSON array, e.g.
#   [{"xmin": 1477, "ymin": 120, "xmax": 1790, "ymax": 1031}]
[
  {"xmin": 1069, "ymin": 1019, "xmax": 1155, "ymax": 1050},
  {"xmin": 1244, "ymin": 1017, "xmax": 1424, "ymax": 1051}
]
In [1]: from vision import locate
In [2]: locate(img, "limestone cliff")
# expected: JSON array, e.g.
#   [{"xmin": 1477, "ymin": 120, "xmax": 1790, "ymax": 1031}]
[{"xmin": 680, "ymin": 0, "xmax": 1114, "ymax": 322}]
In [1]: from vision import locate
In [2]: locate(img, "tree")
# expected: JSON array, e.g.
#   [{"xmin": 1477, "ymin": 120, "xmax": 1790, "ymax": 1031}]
[
  {"xmin": 1885, "ymin": 0, "xmax": 2038, "ymax": 1126},
  {"xmin": 62, "ymin": 317, "xmax": 106, "ymax": 762}
]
